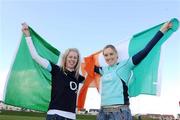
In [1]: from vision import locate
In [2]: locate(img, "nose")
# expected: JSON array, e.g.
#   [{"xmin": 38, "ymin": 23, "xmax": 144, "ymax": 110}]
[
  {"xmin": 105, "ymin": 55, "xmax": 111, "ymax": 61},
  {"xmin": 71, "ymin": 57, "xmax": 77, "ymax": 62},
  {"xmin": 107, "ymin": 55, "xmax": 111, "ymax": 59}
]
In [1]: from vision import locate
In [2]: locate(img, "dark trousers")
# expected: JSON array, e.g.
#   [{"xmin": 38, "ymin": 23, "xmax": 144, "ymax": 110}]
[{"xmin": 46, "ymin": 114, "xmax": 74, "ymax": 120}]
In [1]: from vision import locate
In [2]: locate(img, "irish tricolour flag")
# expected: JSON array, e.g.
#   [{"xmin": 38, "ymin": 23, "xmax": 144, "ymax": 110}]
[
  {"xmin": 77, "ymin": 18, "xmax": 179, "ymax": 109},
  {"xmin": 2, "ymin": 18, "xmax": 179, "ymax": 111}
]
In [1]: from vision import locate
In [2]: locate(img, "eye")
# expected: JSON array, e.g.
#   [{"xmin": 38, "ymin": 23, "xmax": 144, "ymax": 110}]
[
  {"xmin": 73, "ymin": 56, "xmax": 78, "ymax": 60},
  {"xmin": 104, "ymin": 54, "xmax": 108, "ymax": 57},
  {"xmin": 110, "ymin": 53, "xmax": 114, "ymax": 56},
  {"xmin": 68, "ymin": 56, "xmax": 72, "ymax": 59}
]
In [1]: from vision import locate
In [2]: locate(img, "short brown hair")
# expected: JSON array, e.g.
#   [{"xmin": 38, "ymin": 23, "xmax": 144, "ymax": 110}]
[{"xmin": 103, "ymin": 44, "xmax": 118, "ymax": 55}]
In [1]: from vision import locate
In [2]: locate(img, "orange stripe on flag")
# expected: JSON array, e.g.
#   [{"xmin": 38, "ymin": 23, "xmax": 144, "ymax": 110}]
[
  {"xmin": 78, "ymin": 50, "xmax": 102, "ymax": 109},
  {"xmin": 80, "ymin": 62, "xmax": 86, "ymax": 77}
]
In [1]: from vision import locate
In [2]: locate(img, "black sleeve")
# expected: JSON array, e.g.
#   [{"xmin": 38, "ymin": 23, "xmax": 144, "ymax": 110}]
[
  {"xmin": 78, "ymin": 75, "xmax": 85, "ymax": 83},
  {"xmin": 94, "ymin": 65, "xmax": 102, "ymax": 75},
  {"xmin": 50, "ymin": 62, "xmax": 60, "ymax": 74},
  {"xmin": 132, "ymin": 31, "xmax": 164, "ymax": 65}
]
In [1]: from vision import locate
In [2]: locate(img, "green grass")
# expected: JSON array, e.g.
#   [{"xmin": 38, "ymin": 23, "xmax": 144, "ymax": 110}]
[
  {"xmin": 0, "ymin": 110, "xmax": 156, "ymax": 120},
  {"xmin": 0, "ymin": 110, "xmax": 96, "ymax": 120},
  {"xmin": 0, "ymin": 115, "xmax": 43, "ymax": 120}
]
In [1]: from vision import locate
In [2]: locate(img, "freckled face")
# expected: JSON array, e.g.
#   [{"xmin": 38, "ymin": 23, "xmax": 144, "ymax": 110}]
[
  {"xmin": 103, "ymin": 48, "xmax": 118, "ymax": 66},
  {"xmin": 66, "ymin": 51, "xmax": 78, "ymax": 70}
]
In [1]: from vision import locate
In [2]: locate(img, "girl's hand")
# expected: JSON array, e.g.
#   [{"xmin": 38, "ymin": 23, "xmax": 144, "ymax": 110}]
[
  {"xmin": 22, "ymin": 22, "xmax": 30, "ymax": 37},
  {"xmin": 160, "ymin": 21, "xmax": 172, "ymax": 33}
]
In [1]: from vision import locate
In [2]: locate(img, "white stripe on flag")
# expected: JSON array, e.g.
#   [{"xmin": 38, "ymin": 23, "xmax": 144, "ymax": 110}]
[
  {"xmin": 115, "ymin": 36, "xmax": 132, "ymax": 61},
  {"xmin": 98, "ymin": 37, "xmax": 132, "ymax": 66},
  {"xmin": 156, "ymin": 43, "xmax": 166, "ymax": 96}
]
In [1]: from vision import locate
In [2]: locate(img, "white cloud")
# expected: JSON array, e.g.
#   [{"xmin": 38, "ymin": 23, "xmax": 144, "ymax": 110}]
[
  {"xmin": 130, "ymin": 86, "xmax": 180, "ymax": 117},
  {"xmin": 84, "ymin": 88, "xmax": 100, "ymax": 110},
  {"xmin": 131, "ymin": 95, "xmax": 180, "ymax": 116}
]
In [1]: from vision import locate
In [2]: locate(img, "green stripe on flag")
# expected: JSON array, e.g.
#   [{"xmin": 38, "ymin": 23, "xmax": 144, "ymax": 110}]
[
  {"xmin": 4, "ymin": 27, "xmax": 60, "ymax": 112},
  {"xmin": 128, "ymin": 18, "xmax": 179, "ymax": 97}
]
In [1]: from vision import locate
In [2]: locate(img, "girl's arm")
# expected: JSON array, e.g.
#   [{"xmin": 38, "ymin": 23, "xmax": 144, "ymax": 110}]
[
  {"xmin": 94, "ymin": 66, "xmax": 102, "ymax": 75},
  {"xmin": 132, "ymin": 22, "xmax": 172, "ymax": 65},
  {"xmin": 22, "ymin": 23, "xmax": 52, "ymax": 71}
]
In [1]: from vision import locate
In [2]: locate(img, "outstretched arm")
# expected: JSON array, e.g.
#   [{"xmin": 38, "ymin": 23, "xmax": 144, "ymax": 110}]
[
  {"xmin": 22, "ymin": 23, "xmax": 52, "ymax": 71},
  {"xmin": 132, "ymin": 22, "xmax": 172, "ymax": 65},
  {"xmin": 94, "ymin": 65, "xmax": 102, "ymax": 75}
]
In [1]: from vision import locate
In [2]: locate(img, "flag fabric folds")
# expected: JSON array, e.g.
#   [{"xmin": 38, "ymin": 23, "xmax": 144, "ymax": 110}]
[
  {"xmin": 77, "ymin": 18, "xmax": 179, "ymax": 109},
  {"xmin": 3, "ymin": 18, "xmax": 179, "ymax": 111},
  {"xmin": 4, "ymin": 27, "xmax": 60, "ymax": 112}
]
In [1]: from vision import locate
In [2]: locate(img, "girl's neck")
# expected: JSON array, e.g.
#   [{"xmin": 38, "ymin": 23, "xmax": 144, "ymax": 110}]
[
  {"xmin": 66, "ymin": 67, "xmax": 74, "ymax": 72},
  {"xmin": 109, "ymin": 62, "xmax": 118, "ymax": 67}
]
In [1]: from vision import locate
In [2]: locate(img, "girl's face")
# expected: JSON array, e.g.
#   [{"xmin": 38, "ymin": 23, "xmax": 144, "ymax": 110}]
[
  {"xmin": 103, "ymin": 47, "xmax": 118, "ymax": 66},
  {"xmin": 65, "ymin": 51, "xmax": 78, "ymax": 71}
]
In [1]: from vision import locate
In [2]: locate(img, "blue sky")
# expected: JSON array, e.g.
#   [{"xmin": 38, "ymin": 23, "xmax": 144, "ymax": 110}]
[{"xmin": 0, "ymin": 0, "xmax": 180, "ymax": 116}]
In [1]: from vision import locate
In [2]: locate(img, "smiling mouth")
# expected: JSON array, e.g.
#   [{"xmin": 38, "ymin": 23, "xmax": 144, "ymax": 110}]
[
  {"xmin": 107, "ymin": 59, "xmax": 113, "ymax": 62},
  {"xmin": 68, "ymin": 61, "xmax": 76, "ymax": 66}
]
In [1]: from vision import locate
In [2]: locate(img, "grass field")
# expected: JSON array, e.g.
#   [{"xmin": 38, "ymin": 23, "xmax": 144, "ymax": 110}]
[
  {"xmin": 0, "ymin": 110, "xmax": 156, "ymax": 120},
  {"xmin": 0, "ymin": 110, "xmax": 96, "ymax": 120}
]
